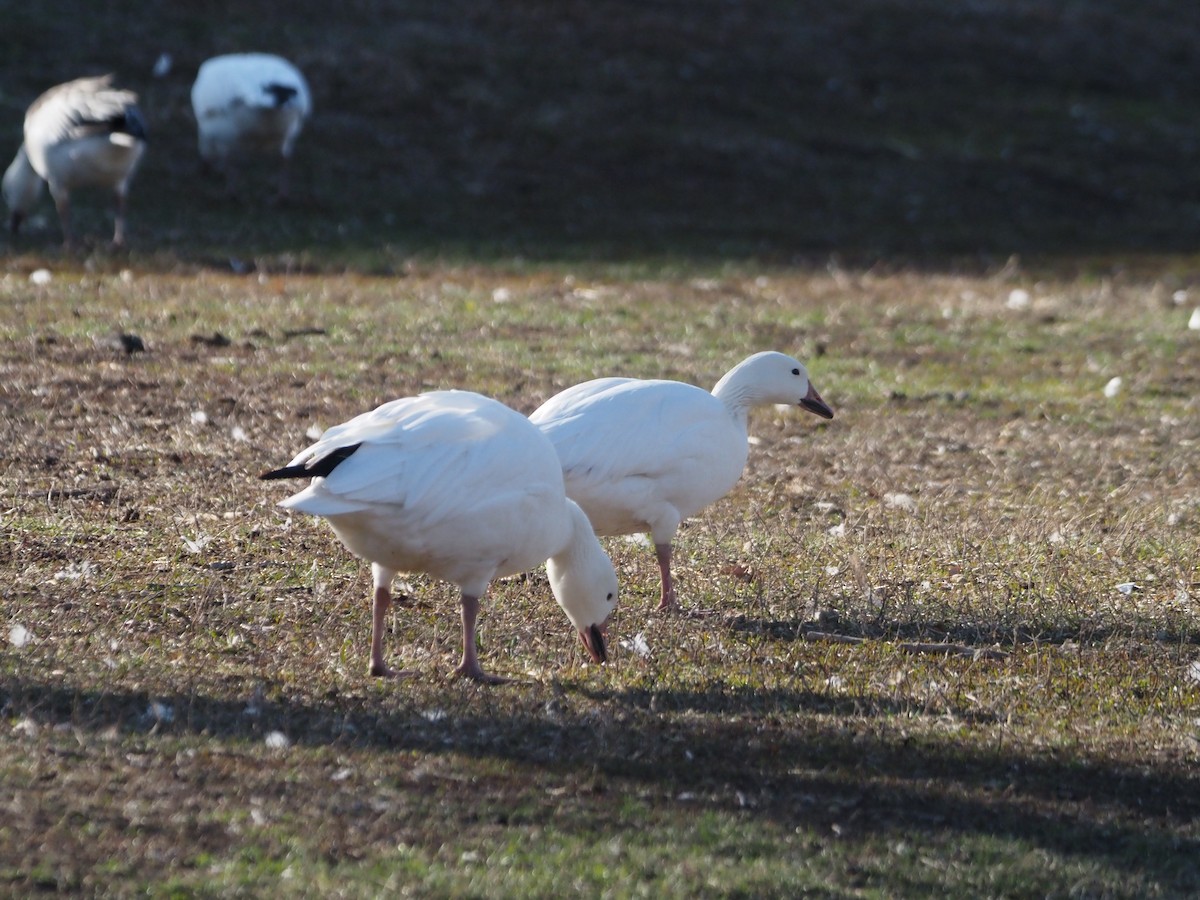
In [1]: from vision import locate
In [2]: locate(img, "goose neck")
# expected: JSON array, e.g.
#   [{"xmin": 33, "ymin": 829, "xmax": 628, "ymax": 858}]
[{"xmin": 711, "ymin": 378, "xmax": 754, "ymax": 428}]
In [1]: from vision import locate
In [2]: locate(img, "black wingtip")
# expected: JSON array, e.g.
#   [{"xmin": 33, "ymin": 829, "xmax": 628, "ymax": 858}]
[
  {"xmin": 260, "ymin": 463, "xmax": 308, "ymax": 481},
  {"xmin": 260, "ymin": 442, "xmax": 362, "ymax": 481},
  {"xmin": 115, "ymin": 106, "xmax": 149, "ymax": 142},
  {"xmin": 264, "ymin": 83, "xmax": 299, "ymax": 107}
]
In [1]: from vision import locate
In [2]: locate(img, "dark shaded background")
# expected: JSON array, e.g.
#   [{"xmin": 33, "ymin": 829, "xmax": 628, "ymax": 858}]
[{"xmin": 2, "ymin": 0, "xmax": 1198, "ymax": 266}]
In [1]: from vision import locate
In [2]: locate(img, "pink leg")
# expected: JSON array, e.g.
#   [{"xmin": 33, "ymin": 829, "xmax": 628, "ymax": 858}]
[
  {"xmin": 54, "ymin": 193, "xmax": 73, "ymax": 248},
  {"xmin": 112, "ymin": 190, "xmax": 128, "ymax": 246},
  {"xmin": 656, "ymin": 542, "xmax": 676, "ymax": 610},
  {"xmin": 454, "ymin": 593, "xmax": 510, "ymax": 684},
  {"xmin": 369, "ymin": 583, "xmax": 397, "ymax": 677}
]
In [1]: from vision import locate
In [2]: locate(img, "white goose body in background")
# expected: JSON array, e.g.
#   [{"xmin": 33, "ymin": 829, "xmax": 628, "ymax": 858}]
[
  {"xmin": 3, "ymin": 75, "xmax": 147, "ymax": 246},
  {"xmin": 262, "ymin": 390, "xmax": 617, "ymax": 683},
  {"xmin": 191, "ymin": 53, "xmax": 311, "ymax": 198},
  {"xmin": 531, "ymin": 351, "xmax": 834, "ymax": 611}
]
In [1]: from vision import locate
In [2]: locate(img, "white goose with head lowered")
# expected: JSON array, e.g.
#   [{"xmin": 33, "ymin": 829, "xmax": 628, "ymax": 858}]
[
  {"xmin": 3, "ymin": 75, "xmax": 147, "ymax": 246},
  {"xmin": 262, "ymin": 390, "xmax": 618, "ymax": 683},
  {"xmin": 531, "ymin": 351, "xmax": 834, "ymax": 612},
  {"xmin": 191, "ymin": 53, "xmax": 311, "ymax": 199}
]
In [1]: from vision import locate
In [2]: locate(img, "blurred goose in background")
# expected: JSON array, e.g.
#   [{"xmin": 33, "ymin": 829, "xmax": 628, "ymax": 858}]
[
  {"xmin": 261, "ymin": 390, "xmax": 618, "ymax": 683},
  {"xmin": 191, "ymin": 53, "xmax": 311, "ymax": 199},
  {"xmin": 531, "ymin": 351, "xmax": 834, "ymax": 612},
  {"xmin": 3, "ymin": 75, "xmax": 147, "ymax": 246}
]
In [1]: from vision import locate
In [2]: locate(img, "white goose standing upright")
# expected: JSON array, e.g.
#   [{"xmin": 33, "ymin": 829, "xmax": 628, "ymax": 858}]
[
  {"xmin": 261, "ymin": 390, "xmax": 618, "ymax": 683},
  {"xmin": 3, "ymin": 75, "xmax": 147, "ymax": 246},
  {"xmin": 531, "ymin": 351, "xmax": 834, "ymax": 612},
  {"xmin": 191, "ymin": 53, "xmax": 311, "ymax": 199}
]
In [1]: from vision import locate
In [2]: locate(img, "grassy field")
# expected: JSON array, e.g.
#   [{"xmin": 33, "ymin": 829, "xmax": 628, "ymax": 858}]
[{"xmin": 3, "ymin": 1, "xmax": 1200, "ymax": 897}]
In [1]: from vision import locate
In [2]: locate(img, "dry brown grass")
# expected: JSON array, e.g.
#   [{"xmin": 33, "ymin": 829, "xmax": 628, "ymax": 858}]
[{"xmin": 2, "ymin": 262, "xmax": 1199, "ymax": 895}]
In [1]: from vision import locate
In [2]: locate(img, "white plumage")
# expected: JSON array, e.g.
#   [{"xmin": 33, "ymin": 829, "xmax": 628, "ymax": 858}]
[
  {"xmin": 3, "ymin": 75, "xmax": 147, "ymax": 246},
  {"xmin": 191, "ymin": 53, "xmax": 311, "ymax": 198},
  {"xmin": 531, "ymin": 351, "xmax": 834, "ymax": 611},
  {"xmin": 262, "ymin": 390, "xmax": 618, "ymax": 682}
]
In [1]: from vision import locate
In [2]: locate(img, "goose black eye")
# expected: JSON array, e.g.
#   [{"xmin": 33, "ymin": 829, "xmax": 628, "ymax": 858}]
[
  {"xmin": 606, "ymin": 593, "xmax": 614, "ymax": 601},
  {"xmin": 791, "ymin": 367, "xmax": 800, "ymax": 375}
]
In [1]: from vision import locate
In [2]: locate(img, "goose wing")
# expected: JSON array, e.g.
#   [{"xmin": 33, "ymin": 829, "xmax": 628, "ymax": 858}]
[
  {"xmin": 283, "ymin": 391, "xmax": 557, "ymax": 519},
  {"xmin": 27, "ymin": 76, "xmax": 144, "ymax": 145},
  {"xmin": 192, "ymin": 54, "xmax": 311, "ymax": 115},
  {"xmin": 532, "ymin": 378, "xmax": 743, "ymax": 529}
]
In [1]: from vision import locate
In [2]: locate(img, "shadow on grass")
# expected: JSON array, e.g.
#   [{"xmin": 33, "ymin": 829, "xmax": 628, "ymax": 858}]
[
  {"xmin": 4, "ymin": 673, "xmax": 1197, "ymax": 888},
  {"xmin": 725, "ymin": 614, "xmax": 1200, "ymax": 649}
]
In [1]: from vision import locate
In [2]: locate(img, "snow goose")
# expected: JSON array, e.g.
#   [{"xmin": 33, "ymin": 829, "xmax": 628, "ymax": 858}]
[
  {"xmin": 261, "ymin": 390, "xmax": 618, "ymax": 682},
  {"xmin": 191, "ymin": 53, "xmax": 311, "ymax": 199},
  {"xmin": 530, "ymin": 351, "xmax": 834, "ymax": 611},
  {"xmin": 4, "ymin": 75, "xmax": 147, "ymax": 246}
]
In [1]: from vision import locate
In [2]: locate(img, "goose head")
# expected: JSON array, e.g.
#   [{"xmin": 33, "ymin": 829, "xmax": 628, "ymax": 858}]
[
  {"xmin": 2, "ymin": 145, "xmax": 43, "ymax": 234},
  {"xmin": 547, "ymin": 501, "xmax": 619, "ymax": 664},
  {"xmin": 713, "ymin": 350, "xmax": 834, "ymax": 420}
]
